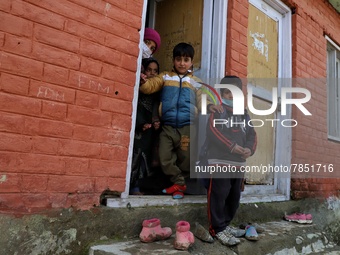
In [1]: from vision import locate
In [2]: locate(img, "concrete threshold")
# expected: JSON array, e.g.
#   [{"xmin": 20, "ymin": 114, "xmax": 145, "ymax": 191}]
[{"xmin": 106, "ymin": 193, "xmax": 288, "ymax": 208}]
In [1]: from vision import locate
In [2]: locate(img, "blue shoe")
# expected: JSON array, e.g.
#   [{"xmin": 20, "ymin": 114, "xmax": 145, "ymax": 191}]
[
  {"xmin": 172, "ymin": 191, "xmax": 184, "ymax": 199},
  {"xmin": 245, "ymin": 225, "xmax": 259, "ymax": 241}
]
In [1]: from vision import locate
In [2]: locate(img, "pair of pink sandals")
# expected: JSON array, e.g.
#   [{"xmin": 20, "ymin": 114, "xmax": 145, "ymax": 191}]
[{"xmin": 139, "ymin": 218, "xmax": 194, "ymax": 250}]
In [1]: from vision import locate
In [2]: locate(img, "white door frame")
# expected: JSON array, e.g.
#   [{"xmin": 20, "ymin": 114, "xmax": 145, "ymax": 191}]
[
  {"xmin": 243, "ymin": 0, "xmax": 292, "ymax": 200},
  {"xmin": 198, "ymin": 0, "xmax": 227, "ymax": 80},
  {"xmin": 121, "ymin": 0, "xmax": 149, "ymax": 199}
]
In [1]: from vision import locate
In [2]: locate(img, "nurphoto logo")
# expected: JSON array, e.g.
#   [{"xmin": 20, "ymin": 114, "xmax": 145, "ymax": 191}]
[{"xmin": 201, "ymin": 84, "xmax": 312, "ymax": 128}]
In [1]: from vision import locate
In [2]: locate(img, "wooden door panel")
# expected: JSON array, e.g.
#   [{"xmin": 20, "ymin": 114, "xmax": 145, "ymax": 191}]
[
  {"xmin": 246, "ymin": 3, "xmax": 279, "ymax": 185},
  {"xmin": 154, "ymin": 0, "xmax": 203, "ymax": 72},
  {"xmin": 246, "ymin": 98, "xmax": 275, "ymax": 184}
]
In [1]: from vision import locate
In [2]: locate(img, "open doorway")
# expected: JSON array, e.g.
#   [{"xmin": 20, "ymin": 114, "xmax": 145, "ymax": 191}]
[
  {"xmin": 129, "ymin": 0, "xmax": 219, "ymax": 196},
  {"xmin": 119, "ymin": 0, "xmax": 227, "ymax": 203},
  {"xmin": 112, "ymin": 0, "xmax": 292, "ymax": 207}
]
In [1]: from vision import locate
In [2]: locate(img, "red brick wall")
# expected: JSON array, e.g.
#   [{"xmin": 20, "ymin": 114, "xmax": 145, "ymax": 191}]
[
  {"xmin": 287, "ymin": 0, "xmax": 340, "ymax": 199},
  {"xmin": 226, "ymin": 0, "xmax": 340, "ymax": 198},
  {"xmin": 226, "ymin": 0, "xmax": 248, "ymax": 77},
  {"xmin": 0, "ymin": 0, "xmax": 143, "ymax": 213}
]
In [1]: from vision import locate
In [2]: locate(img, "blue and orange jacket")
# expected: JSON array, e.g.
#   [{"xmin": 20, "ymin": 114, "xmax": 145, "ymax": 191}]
[{"xmin": 139, "ymin": 70, "xmax": 205, "ymax": 128}]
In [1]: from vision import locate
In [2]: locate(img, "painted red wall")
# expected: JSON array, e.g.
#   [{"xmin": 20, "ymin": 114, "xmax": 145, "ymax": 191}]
[
  {"xmin": 287, "ymin": 0, "xmax": 340, "ymax": 199},
  {"xmin": 1, "ymin": 0, "xmax": 339, "ymax": 214},
  {"xmin": 226, "ymin": 0, "xmax": 340, "ymax": 198},
  {"xmin": 226, "ymin": 0, "xmax": 248, "ymax": 78},
  {"xmin": 0, "ymin": 0, "xmax": 143, "ymax": 213}
]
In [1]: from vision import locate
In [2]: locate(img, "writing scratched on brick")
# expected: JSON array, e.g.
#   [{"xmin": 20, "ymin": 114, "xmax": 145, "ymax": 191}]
[
  {"xmin": 0, "ymin": 175, "xmax": 7, "ymax": 183},
  {"xmin": 104, "ymin": 3, "xmax": 111, "ymax": 17},
  {"xmin": 78, "ymin": 75, "xmax": 110, "ymax": 94},
  {"xmin": 37, "ymin": 86, "xmax": 65, "ymax": 101}
]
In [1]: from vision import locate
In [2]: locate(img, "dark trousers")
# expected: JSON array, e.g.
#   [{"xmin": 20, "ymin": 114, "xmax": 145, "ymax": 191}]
[{"xmin": 207, "ymin": 177, "xmax": 243, "ymax": 236}]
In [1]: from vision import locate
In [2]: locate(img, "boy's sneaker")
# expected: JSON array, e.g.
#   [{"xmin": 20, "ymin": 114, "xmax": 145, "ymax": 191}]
[
  {"xmin": 224, "ymin": 226, "xmax": 246, "ymax": 237},
  {"xmin": 162, "ymin": 184, "xmax": 186, "ymax": 194},
  {"xmin": 284, "ymin": 213, "xmax": 313, "ymax": 224},
  {"xmin": 215, "ymin": 231, "xmax": 240, "ymax": 246}
]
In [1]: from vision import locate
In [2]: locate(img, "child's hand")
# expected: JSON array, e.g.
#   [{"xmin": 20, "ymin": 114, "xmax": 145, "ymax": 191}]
[
  {"xmin": 208, "ymin": 104, "xmax": 223, "ymax": 113},
  {"xmin": 153, "ymin": 121, "xmax": 160, "ymax": 130},
  {"xmin": 232, "ymin": 144, "xmax": 245, "ymax": 155},
  {"xmin": 242, "ymin": 148, "xmax": 252, "ymax": 159},
  {"xmin": 142, "ymin": 123, "xmax": 152, "ymax": 131},
  {"xmin": 140, "ymin": 73, "xmax": 147, "ymax": 85}
]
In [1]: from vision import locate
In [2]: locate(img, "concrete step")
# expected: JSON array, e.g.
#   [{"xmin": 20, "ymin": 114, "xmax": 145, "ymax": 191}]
[
  {"xmin": 90, "ymin": 239, "xmax": 189, "ymax": 255},
  {"xmin": 89, "ymin": 221, "xmax": 340, "ymax": 255}
]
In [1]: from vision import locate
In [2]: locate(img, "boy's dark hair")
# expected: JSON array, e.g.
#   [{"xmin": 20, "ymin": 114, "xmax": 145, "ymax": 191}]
[
  {"xmin": 173, "ymin": 42, "xmax": 194, "ymax": 59},
  {"xmin": 220, "ymin": 75, "xmax": 243, "ymax": 94}
]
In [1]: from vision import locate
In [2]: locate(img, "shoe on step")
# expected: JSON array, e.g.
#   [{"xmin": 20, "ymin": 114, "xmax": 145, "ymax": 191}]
[
  {"xmin": 172, "ymin": 191, "xmax": 184, "ymax": 199},
  {"xmin": 245, "ymin": 225, "xmax": 259, "ymax": 241},
  {"xmin": 162, "ymin": 184, "xmax": 186, "ymax": 194},
  {"xmin": 174, "ymin": 221, "xmax": 195, "ymax": 250},
  {"xmin": 192, "ymin": 222, "xmax": 214, "ymax": 243},
  {"xmin": 239, "ymin": 222, "xmax": 265, "ymax": 233},
  {"xmin": 139, "ymin": 218, "xmax": 172, "ymax": 243},
  {"xmin": 224, "ymin": 226, "xmax": 245, "ymax": 237},
  {"xmin": 215, "ymin": 231, "xmax": 240, "ymax": 246},
  {"xmin": 284, "ymin": 213, "xmax": 313, "ymax": 224}
]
